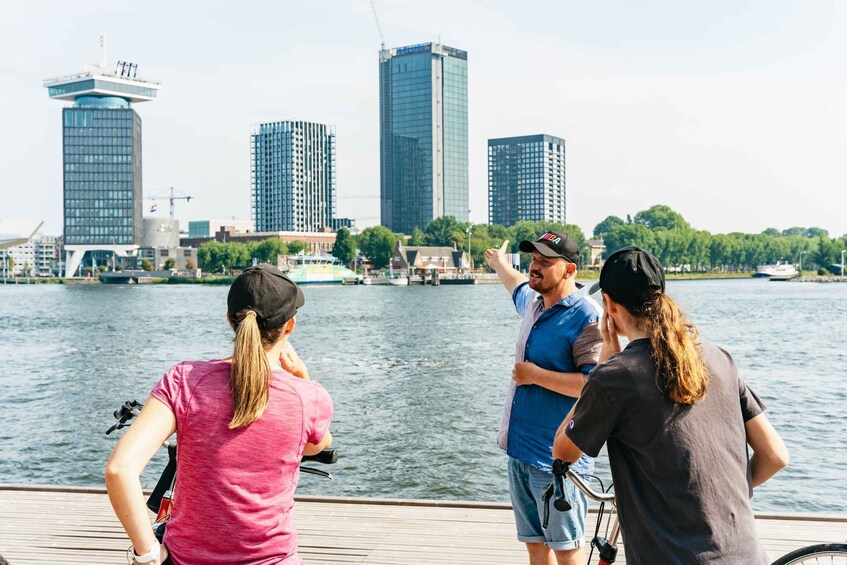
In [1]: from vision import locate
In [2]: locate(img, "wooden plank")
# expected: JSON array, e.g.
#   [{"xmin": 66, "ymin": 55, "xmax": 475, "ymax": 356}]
[{"xmin": 0, "ymin": 487, "xmax": 843, "ymax": 564}]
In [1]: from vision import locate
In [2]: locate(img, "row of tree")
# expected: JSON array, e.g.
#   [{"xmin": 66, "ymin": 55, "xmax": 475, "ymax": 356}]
[
  {"xmin": 197, "ymin": 239, "xmax": 309, "ymax": 274},
  {"xmin": 331, "ymin": 217, "xmax": 587, "ymax": 270},
  {"xmin": 193, "ymin": 205, "xmax": 847, "ymax": 274},
  {"xmin": 595, "ymin": 205, "xmax": 847, "ymax": 271}
]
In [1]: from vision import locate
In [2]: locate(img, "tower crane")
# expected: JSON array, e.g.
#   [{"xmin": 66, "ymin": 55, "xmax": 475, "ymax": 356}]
[
  {"xmin": 146, "ymin": 187, "xmax": 193, "ymax": 218},
  {"xmin": 369, "ymin": 0, "xmax": 386, "ymax": 50}
]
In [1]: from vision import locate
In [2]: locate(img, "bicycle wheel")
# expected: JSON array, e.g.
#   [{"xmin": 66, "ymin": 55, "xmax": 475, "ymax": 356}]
[{"xmin": 771, "ymin": 543, "xmax": 847, "ymax": 565}]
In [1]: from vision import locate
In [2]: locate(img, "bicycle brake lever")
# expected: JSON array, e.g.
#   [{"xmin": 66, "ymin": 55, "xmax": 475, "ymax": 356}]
[{"xmin": 300, "ymin": 466, "xmax": 333, "ymax": 480}]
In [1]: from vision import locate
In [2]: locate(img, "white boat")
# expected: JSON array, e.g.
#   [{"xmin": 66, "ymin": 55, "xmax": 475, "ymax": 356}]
[
  {"xmin": 755, "ymin": 262, "xmax": 798, "ymax": 281},
  {"xmin": 283, "ymin": 254, "xmax": 362, "ymax": 285}
]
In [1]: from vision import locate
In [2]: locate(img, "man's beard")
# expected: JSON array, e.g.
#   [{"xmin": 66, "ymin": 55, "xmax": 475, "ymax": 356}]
[{"xmin": 528, "ymin": 271, "xmax": 559, "ymax": 294}]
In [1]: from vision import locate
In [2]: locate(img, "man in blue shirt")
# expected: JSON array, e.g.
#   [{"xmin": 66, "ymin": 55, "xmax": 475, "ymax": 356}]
[{"xmin": 485, "ymin": 231, "xmax": 602, "ymax": 565}]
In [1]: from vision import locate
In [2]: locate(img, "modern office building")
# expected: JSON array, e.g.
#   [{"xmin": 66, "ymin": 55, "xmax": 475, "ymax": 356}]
[
  {"xmin": 488, "ymin": 134, "xmax": 567, "ymax": 227},
  {"xmin": 43, "ymin": 39, "xmax": 160, "ymax": 277},
  {"xmin": 251, "ymin": 120, "xmax": 337, "ymax": 233},
  {"xmin": 379, "ymin": 42, "xmax": 468, "ymax": 234},
  {"xmin": 188, "ymin": 219, "xmax": 254, "ymax": 239}
]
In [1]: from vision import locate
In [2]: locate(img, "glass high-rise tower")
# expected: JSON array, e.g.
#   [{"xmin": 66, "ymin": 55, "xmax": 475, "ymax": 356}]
[
  {"xmin": 488, "ymin": 134, "xmax": 567, "ymax": 227},
  {"xmin": 251, "ymin": 120, "xmax": 337, "ymax": 232},
  {"xmin": 44, "ymin": 40, "xmax": 160, "ymax": 277},
  {"xmin": 379, "ymin": 42, "xmax": 468, "ymax": 234}
]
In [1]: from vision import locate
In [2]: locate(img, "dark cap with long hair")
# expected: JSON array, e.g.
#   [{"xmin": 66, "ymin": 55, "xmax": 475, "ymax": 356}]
[
  {"xmin": 227, "ymin": 265, "xmax": 304, "ymax": 328},
  {"xmin": 595, "ymin": 246, "xmax": 665, "ymax": 312}
]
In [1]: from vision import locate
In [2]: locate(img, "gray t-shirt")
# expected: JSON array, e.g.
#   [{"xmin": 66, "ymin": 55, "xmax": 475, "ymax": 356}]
[{"xmin": 566, "ymin": 339, "xmax": 768, "ymax": 564}]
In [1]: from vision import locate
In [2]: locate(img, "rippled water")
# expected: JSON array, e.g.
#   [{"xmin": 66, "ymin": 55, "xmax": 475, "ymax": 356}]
[{"xmin": 0, "ymin": 279, "xmax": 845, "ymax": 513}]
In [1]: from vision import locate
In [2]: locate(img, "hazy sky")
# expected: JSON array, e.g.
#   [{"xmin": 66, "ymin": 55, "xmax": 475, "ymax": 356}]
[{"xmin": 2, "ymin": 0, "xmax": 846, "ymax": 238}]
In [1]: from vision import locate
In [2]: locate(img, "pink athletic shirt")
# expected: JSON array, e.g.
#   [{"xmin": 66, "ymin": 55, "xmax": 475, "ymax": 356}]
[{"xmin": 150, "ymin": 360, "xmax": 333, "ymax": 565}]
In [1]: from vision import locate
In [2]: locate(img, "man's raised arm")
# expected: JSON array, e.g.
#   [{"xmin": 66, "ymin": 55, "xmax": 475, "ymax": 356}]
[{"xmin": 484, "ymin": 240, "xmax": 527, "ymax": 295}]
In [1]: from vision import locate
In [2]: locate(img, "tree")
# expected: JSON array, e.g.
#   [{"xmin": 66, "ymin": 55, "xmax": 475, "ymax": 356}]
[
  {"xmin": 424, "ymin": 216, "xmax": 461, "ymax": 247},
  {"xmin": 185, "ymin": 258, "xmax": 196, "ymax": 270},
  {"xmin": 252, "ymin": 238, "xmax": 288, "ymax": 264},
  {"xmin": 781, "ymin": 227, "xmax": 806, "ymax": 237},
  {"xmin": 331, "ymin": 228, "xmax": 356, "ymax": 265},
  {"xmin": 409, "ymin": 227, "xmax": 426, "ymax": 246},
  {"xmin": 141, "ymin": 258, "xmax": 154, "ymax": 271},
  {"xmin": 357, "ymin": 226, "xmax": 396, "ymax": 269},
  {"xmin": 197, "ymin": 241, "xmax": 228, "ymax": 273},
  {"xmin": 761, "ymin": 228, "xmax": 781, "ymax": 237},
  {"xmin": 806, "ymin": 227, "xmax": 829, "ymax": 239},
  {"xmin": 633, "ymin": 205, "xmax": 690, "ymax": 231},
  {"xmin": 602, "ymin": 224, "xmax": 657, "ymax": 258},
  {"xmin": 163, "ymin": 258, "xmax": 176, "ymax": 270},
  {"xmin": 287, "ymin": 241, "xmax": 308, "ymax": 255},
  {"xmin": 593, "ymin": 215, "xmax": 625, "ymax": 237}
]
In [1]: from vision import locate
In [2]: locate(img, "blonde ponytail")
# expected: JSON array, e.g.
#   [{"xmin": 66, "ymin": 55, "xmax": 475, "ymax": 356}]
[
  {"xmin": 643, "ymin": 293, "xmax": 708, "ymax": 405},
  {"xmin": 229, "ymin": 310, "xmax": 272, "ymax": 428}
]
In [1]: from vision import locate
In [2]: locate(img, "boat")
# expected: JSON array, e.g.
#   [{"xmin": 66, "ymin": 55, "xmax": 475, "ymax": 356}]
[
  {"xmin": 283, "ymin": 254, "xmax": 362, "ymax": 285},
  {"xmin": 755, "ymin": 262, "xmax": 798, "ymax": 281}
]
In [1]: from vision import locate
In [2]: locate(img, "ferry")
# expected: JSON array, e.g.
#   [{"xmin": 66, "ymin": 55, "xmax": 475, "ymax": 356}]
[
  {"xmin": 283, "ymin": 254, "xmax": 362, "ymax": 285},
  {"xmin": 754, "ymin": 262, "xmax": 798, "ymax": 281}
]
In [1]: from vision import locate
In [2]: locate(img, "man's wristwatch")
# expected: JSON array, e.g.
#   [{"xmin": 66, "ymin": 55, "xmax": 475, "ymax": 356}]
[{"xmin": 132, "ymin": 539, "xmax": 161, "ymax": 564}]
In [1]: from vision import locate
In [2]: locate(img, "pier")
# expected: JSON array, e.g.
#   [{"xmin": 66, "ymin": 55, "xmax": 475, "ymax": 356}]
[{"xmin": 0, "ymin": 486, "xmax": 844, "ymax": 563}]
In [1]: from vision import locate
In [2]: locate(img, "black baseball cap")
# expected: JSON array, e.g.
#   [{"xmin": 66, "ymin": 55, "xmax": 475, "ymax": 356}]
[
  {"xmin": 227, "ymin": 264, "xmax": 305, "ymax": 328},
  {"xmin": 591, "ymin": 246, "xmax": 665, "ymax": 312},
  {"xmin": 518, "ymin": 230, "xmax": 580, "ymax": 264}
]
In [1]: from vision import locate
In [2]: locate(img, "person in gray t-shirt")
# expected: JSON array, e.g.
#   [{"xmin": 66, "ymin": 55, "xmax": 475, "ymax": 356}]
[{"xmin": 553, "ymin": 246, "xmax": 789, "ymax": 565}]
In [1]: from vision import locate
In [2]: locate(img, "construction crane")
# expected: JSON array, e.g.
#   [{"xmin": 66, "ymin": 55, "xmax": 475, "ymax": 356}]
[
  {"xmin": 146, "ymin": 187, "xmax": 193, "ymax": 218},
  {"xmin": 369, "ymin": 0, "xmax": 386, "ymax": 50}
]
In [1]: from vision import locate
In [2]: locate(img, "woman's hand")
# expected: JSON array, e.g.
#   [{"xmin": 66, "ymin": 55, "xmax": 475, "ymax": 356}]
[
  {"xmin": 598, "ymin": 310, "xmax": 622, "ymax": 363},
  {"xmin": 280, "ymin": 341, "xmax": 310, "ymax": 380},
  {"xmin": 132, "ymin": 543, "xmax": 168, "ymax": 565}
]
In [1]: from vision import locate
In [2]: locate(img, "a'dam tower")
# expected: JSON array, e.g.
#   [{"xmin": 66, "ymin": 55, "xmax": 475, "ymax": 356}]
[{"xmin": 43, "ymin": 37, "xmax": 160, "ymax": 276}]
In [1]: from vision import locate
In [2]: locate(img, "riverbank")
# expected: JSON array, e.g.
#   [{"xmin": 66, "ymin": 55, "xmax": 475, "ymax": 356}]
[{"xmin": 2, "ymin": 271, "xmax": 771, "ymax": 285}]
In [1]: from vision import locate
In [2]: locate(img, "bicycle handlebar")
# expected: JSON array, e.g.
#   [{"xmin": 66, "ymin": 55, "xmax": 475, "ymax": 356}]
[
  {"xmin": 302, "ymin": 449, "xmax": 338, "ymax": 464},
  {"xmin": 555, "ymin": 459, "xmax": 616, "ymax": 503}
]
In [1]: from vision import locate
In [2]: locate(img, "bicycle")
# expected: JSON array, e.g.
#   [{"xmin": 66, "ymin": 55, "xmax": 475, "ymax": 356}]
[
  {"xmin": 106, "ymin": 400, "xmax": 338, "ymax": 546},
  {"xmin": 544, "ymin": 459, "xmax": 847, "ymax": 565}
]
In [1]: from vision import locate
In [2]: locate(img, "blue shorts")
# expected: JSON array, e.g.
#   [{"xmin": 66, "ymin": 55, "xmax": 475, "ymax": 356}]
[{"xmin": 508, "ymin": 456, "xmax": 588, "ymax": 550}]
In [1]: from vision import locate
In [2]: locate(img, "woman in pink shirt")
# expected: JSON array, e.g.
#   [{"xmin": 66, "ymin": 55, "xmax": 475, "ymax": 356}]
[{"xmin": 106, "ymin": 265, "xmax": 334, "ymax": 565}]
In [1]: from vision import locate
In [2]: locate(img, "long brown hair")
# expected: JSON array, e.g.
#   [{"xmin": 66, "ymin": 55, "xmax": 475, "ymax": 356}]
[
  {"xmin": 228, "ymin": 309, "xmax": 285, "ymax": 429},
  {"xmin": 640, "ymin": 292, "xmax": 708, "ymax": 405}
]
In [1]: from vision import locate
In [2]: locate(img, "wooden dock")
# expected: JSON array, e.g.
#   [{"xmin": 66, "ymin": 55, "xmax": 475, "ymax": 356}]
[{"xmin": 0, "ymin": 486, "xmax": 843, "ymax": 564}]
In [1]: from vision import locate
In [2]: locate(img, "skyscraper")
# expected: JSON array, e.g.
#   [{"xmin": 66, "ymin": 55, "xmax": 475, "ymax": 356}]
[
  {"xmin": 44, "ymin": 39, "xmax": 160, "ymax": 277},
  {"xmin": 488, "ymin": 134, "xmax": 567, "ymax": 227},
  {"xmin": 251, "ymin": 120, "xmax": 337, "ymax": 233},
  {"xmin": 379, "ymin": 42, "xmax": 468, "ymax": 234}
]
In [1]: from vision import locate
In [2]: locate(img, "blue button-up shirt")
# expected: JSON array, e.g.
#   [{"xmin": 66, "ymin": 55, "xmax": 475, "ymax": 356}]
[{"xmin": 506, "ymin": 282, "xmax": 601, "ymax": 472}]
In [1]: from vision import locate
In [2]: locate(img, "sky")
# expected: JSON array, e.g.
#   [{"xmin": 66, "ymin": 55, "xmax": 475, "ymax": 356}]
[{"xmin": 2, "ymin": 0, "xmax": 846, "ymax": 239}]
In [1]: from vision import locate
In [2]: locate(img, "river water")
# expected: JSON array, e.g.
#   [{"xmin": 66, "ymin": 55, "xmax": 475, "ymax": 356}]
[{"xmin": 0, "ymin": 279, "xmax": 845, "ymax": 513}]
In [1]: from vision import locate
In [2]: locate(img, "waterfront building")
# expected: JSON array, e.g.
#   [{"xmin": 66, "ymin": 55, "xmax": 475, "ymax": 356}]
[
  {"xmin": 43, "ymin": 39, "xmax": 160, "ymax": 277},
  {"xmin": 379, "ymin": 42, "xmax": 469, "ymax": 234},
  {"xmin": 188, "ymin": 219, "xmax": 254, "ymax": 239},
  {"xmin": 0, "ymin": 235, "xmax": 58, "ymax": 277},
  {"xmin": 488, "ymin": 134, "xmax": 566, "ymax": 227},
  {"xmin": 390, "ymin": 241, "xmax": 468, "ymax": 273},
  {"xmin": 138, "ymin": 218, "xmax": 197, "ymax": 271},
  {"xmin": 251, "ymin": 120, "xmax": 337, "ymax": 233},
  {"xmin": 181, "ymin": 228, "xmax": 338, "ymax": 256},
  {"xmin": 586, "ymin": 238, "xmax": 606, "ymax": 269}
]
